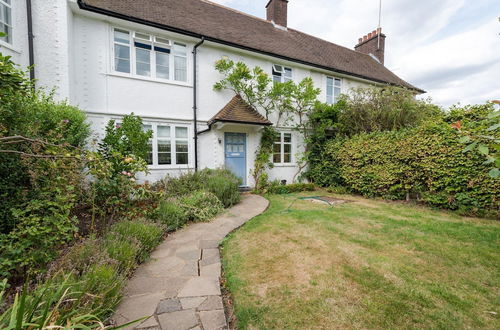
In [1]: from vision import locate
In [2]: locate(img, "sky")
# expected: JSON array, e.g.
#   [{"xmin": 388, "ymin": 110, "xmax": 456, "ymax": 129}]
[{"xmin": 210, "ymin": 0, "xmax": 500, "ymax": 108}]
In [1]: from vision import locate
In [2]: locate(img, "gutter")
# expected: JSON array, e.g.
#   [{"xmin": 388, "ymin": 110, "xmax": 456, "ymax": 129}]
[
  {"xmin": 76, "ymin": 1, "xmax": 424, "ymax": 94},
  {"xmin": 192, "ymin": 37, "xmax": 205, "ymax": 172},
  {"xmin": 26, "ymin": 0, "xmax": 35, "ymax": 81}
]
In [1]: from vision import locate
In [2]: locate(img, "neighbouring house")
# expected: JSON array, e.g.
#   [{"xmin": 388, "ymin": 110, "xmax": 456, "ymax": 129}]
[{"xmin": 0, "ymin": 0, "xmax": 422, "ymax": 186}]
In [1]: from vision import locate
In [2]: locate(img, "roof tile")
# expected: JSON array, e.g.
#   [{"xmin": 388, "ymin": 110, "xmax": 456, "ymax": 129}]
[{"xmin": 209, "ymin": 95, "xmax": 273, "ymax": 126}]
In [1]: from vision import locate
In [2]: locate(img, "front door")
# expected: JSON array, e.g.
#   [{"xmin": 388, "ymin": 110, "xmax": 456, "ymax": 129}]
[{"xmin": 225, "ymin": 132, "xmax": 247, "ymax": 186}]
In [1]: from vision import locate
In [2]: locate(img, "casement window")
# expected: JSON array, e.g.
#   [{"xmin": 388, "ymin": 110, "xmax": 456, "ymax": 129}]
[
  {"xmin": 0, "ymin": 0, "xmax": 12, "ymax": 44},
  {"xmin": 272, "ymin": 64, "xmax": 292, "ymax": 83},
  {"xmin": 273, "ymin": 132, "xmax": 292, "ymax": 164},
  {"xmin": 326, "ymin": 77, "xmax": 342, "ymax": 104},
  {"xmin": 142, "ymin": 123, "xmax": 190, "ymax": 166},
  {"xmin": 113, "ymin": 28, "xmax": 188, "ymax": 82}
]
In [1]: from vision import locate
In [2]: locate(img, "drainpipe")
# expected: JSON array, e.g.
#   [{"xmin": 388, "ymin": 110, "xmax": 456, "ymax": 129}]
[
  {"xmin": 26, "ymin": 0, "xmax": 35, "ymax": 81},
  {"xmin": 192, "ymin": 37, "xmax": 205, "ymax": 172}
]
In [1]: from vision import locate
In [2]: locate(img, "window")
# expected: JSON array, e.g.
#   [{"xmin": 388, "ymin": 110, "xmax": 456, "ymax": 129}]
[
  {"xmin": 1, "ymin": 0, "xmax": 12, "ymax": 44},
  {"xmin": 273, "ymin": 132, "xmax": 292, "ymax": 164},
  {"xmin": 113, "ymin": 28, "xmax": 187, "ymax": 82},
  {"xmin": 272, "ymin": 64, "xmax": 292, "ymax": 83},
  {"xmin": 326, "ymin": 77, "xmax": 342, "ymax": 104},
  {"xmin": 143, "ymin": 123, "xmax": 190, "ymax": 166}
]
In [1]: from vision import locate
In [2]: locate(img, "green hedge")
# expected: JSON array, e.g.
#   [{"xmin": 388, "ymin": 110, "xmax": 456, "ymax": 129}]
[{"xmin": 315, "ymin": 122, "xmax": 499, "ymax": 217}]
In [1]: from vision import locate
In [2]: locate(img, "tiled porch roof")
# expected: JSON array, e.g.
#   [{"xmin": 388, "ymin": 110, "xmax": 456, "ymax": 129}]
[{"xmin": 209, "ymin": 95, "xmax": 273, "ymax": 126}]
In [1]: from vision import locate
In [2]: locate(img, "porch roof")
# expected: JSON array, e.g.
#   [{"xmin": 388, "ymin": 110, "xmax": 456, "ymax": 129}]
[{"xmin": 209, "ymin": 95, "xmax": 273, "ymax": 126}]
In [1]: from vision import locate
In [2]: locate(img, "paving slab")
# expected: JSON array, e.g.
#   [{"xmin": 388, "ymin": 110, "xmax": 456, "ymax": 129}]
[
  {"xmin": 199, "ymin": 310, "xmax": 227, "ymax": 330},
  {"xmin": 112, "ymin": 194, "xmax": 269, "ymax": 329}
]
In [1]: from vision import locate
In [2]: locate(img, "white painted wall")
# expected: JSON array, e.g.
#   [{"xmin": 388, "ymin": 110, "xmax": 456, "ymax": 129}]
[{"xmin": 4, "ymin": 1, "xmax": 375, "ymax": 186}]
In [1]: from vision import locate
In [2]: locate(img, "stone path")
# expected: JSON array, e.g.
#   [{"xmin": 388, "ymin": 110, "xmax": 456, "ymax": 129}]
[{"xmin": 113, "ymin": 194, "xmax": 269, "ymax": 330}]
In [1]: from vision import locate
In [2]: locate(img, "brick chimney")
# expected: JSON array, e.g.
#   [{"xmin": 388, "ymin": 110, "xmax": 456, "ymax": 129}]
[
  {"xmin": 355, "ymin": 28, "xmax": 386, "ymax": 65},
  {"xmin": 266, "ymin": 0, "xmax": 289, "ymax": 28}
]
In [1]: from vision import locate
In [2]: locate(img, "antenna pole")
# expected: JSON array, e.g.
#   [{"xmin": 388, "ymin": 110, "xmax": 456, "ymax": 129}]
[{"xmin": 377, "ymin": 0, "xmax": 382, "ymax": 49}]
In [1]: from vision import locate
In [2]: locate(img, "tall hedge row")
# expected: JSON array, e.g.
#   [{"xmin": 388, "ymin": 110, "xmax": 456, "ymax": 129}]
[{"xmin": 320, "ymin": 122, "xmax": 499, "ymax": 217}]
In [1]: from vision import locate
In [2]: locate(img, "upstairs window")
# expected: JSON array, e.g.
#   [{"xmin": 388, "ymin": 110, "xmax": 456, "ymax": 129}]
[
  {"xmin": 113, "ymin": 28, "xmax": 187, "ymax": 83},
  {"xmin": 142, "ymin": 122, "xmax": 190, "ymax": 166},
  {"xmin": 326, "ymin": 77, "xmax": 342, "ymax": 104},
  {"xmin": 272, "ymin": 64, "xmax": 292, "ymax": 83},
  {"xmin": 0, "ymin": 0, "xmax": 12, "ymax": 44},
  {"xmin": 273, "ymin": 132, "xmax": 292, "ymax": 164}
]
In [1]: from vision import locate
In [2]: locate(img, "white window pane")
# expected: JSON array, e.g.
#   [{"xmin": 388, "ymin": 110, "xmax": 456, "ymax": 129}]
[
  {"xmin": 3, "ymin": 0, "xmax": 10, "ymax": 5},
  {"xmin": 115, "ymin": 44, "xmax": 130, "ymax": 59},
  {"xmin": 283, "ymin": 154, "xmax": 291, "ymax": 163},
  {"xmin": 1, "ymin": 4, "xmax": 11, "ymax": 25},
  {"xmin": 284, "ymin": 133, "xmax": 292, "ymax": 143},
  {"xmin": 284, "ymin": 144, "xmax": 291, "ymax": 153},
  {"xmin": 273, "ymin": 153, "xmax": 281, "ymax": 163},
  {"xmin": 176, "ymin": 153, "xmax": 188, "ymax": 165},
  {"xmin": 173, "ymin": 43, "xmax": 187, "ymax": 55},
  {"xmin": 158, "ymin": 125, "xmax": 171, "ymax": 138},
  {"xmin": 142, "ymin": 124, "xmax": 152, "ymax": 131},
  {"xmin": 158, "ymin": 140, "xmax": 171, "ymax": 152},
  {"xmin": 273, "ymin": 74, "xmax": 282, "ymax": 83},
  {"xmin": 114, "ymin": 29, "xmax": 130, "ymax": 44},
  {"xmin": 136, "ymin": 48, "xmax": 151, "ymax": 76},
  {"xmin": 135, "ymin": 32, "xmax": 151, "ymax": 41},
  {"xmin": 284, "ymin": 67, "xmax": 292, "ymax": 78},
  {"xmin": 175, "ymin": 127, "xmax": 188, "ymax": 138},
  {"xmin": 335, "ymin": 78, "xmax": 342, "ymax": 87},
  {"xmin": 158, "ymin": 152, "xmax": 172, "ymax": 165},
  {"xmin": 334, "ymin": 87, "xmax": 341, "ymax": 98},
  {"xmin": 176, "ymin": 140, "xmax": 188, "ymax": 152},
  {"xmin": 174, "ymin": 56, "xmax": 187, "ymax": 82},
  {"xmin": 115, "ymin": 58, "xmax": 130, "ymax": 73},
  {"xmin": 156, "ymin": 52, "xmax": 169, "ymax": 79}
]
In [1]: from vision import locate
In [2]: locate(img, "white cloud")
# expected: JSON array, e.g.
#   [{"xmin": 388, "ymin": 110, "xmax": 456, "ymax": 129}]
[{"xmin": 211, "ymin": 0, "xmax": 500, "ymax": 107}]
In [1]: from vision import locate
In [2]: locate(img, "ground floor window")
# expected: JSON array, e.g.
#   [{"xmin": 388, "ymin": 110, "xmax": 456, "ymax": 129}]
[
  {"xmin": 273, "ymin": 132, "xmax": 292, "ymax": 164},
  {"xmin": 142, "ymin": 122, "xmax": 190, "ymax": 166}
]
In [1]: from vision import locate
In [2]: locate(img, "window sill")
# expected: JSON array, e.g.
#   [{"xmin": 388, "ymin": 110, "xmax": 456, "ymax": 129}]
[
  {"xmin": 0, "ymin": 40, "xmax": 21, "ymax": 53},
  {"xmin": 272, "ymin": 163, "xmax": 297, "ymax": 168},
  {"xmin": 148, "ymin": 165, "xmax": 194, "ymax": 170},
  {"xmin": 106, "ymin": 72, "xmax": 192, "ymax": 88}
]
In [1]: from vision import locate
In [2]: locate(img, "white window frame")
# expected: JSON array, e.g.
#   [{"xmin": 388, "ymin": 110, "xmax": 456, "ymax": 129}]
[
  {"xmin": 0, "ymin": 0, "xmax": 12, "ymax": 45},
  {"xmin": 326, "ymin": 76, "xmax": 342, "ymax": 104},
  {"xmin": 272, "ymin": 64, "xmax": 293, "ymax": 83},
  {"xmin": 273, "ymin": 131, "xmax": 293, "ymax": 165},
  {"xmin": 111, "ymin": 27, "xmax": 188, "ymax": 84},
  {"xmin": 142, "ymin": 122, "xmax": 192, "ymax": 168}
]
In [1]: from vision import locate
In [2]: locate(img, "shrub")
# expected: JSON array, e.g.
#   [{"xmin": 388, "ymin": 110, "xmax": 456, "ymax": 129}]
[
  {"xmin": 179, "ymin": 191, "xmax": 224, "ymax": 222},
  {"xmin": 107, "ymin": 220, "xmax": 165, "ymax": 263},
  {"xmin": 319, "ymin": 120, "xmax": 499, "ymax": 217},
  {"xmin": 266, "ymin": 182, "xmax": 316, "ymax": 194},
  {"xmin": 157, "ymin": 168, "xmax": 241, "ymax": 207},
  {"xmin": 335, "ymin": 86, "xmax": 442, "ymax": 137},
  {"xmin": 103, "ymin": 236, "xmax": 139, "ymax": 274},
  {"xmin": 155, "ymin": 199, "xmax": 189, "ymax": 231}
]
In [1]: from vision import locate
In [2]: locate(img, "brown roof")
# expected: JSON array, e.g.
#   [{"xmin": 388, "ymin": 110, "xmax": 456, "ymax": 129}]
[
  {"xmin": 78, "ymin": 0, "xmax": 423, "ymax": 92},
  {"xmin": 209, "ymin": 95, "xmax": 273, "ymax": 126}
]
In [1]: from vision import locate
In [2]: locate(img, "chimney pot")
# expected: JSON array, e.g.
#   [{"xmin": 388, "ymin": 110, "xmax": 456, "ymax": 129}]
[
  {"xmin": 266, "ymin": 0, "xmax": 289, "ymax": 27},
  {"xmin": 363, "ymin": 35, "xmax": 368, "ymax": 41},
  {"xmin": 358, "ymin": 37, "xmax": 363, "ymax": 44},
  {"xmin": 372, "ymin": 30, "xmax": 377, "ymax": 36}
]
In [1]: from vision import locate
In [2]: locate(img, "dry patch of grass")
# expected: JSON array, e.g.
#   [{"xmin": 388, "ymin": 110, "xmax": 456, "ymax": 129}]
[{"xmin": 221, "ymin": 191, "xmax": 500, "ymax": 329}]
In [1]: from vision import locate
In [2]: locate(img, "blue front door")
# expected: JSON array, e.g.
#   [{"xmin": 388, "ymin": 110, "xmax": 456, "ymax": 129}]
[{"xmin": 225, "ymin": 132, "xmax": 247, "ymax": 186}]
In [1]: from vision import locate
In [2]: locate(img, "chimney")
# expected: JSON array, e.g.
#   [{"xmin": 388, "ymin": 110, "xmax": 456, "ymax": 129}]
[
  {"xmin": 355, "ymin": 27, "xmax": 386, "ymax": 65},
  {"xmin": 266, "ymin": 0, "xmax": 289, "ymax": 28}
]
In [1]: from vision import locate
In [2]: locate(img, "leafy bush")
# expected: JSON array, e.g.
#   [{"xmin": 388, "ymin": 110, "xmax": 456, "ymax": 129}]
[
  {"xmin": 179, "ymin": 191, "xmax": 224, "ymax": 222},
  {"xmin": 266, "ymin": 182, "xmax": 316, "ymax": 194},
  {"xmin": 157, "ymin": 168, "xmax": 241, "ymax": 207},
  {"xmin": 107, "ymin": 220, "xmax": 165, "ymax": 263},
  {"xmin": 103, "ymin": 236, "xmax": 139, "ymax": 273},
  {"xmin": 317, "ymin": 120, "xmax": 499, "ymax": 217},
  {"xmin": 155, "ymin": 199, "xmax": 189, "ymax": 231},
  {"xmin": 334, "ymin": 86, "xmax": 442, "ymax": 137}
]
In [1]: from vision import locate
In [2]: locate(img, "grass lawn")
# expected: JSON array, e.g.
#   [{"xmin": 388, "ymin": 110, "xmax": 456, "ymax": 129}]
[{"xmin": 221, "ymin": 191, "xmax": 500, "ymax": 329}]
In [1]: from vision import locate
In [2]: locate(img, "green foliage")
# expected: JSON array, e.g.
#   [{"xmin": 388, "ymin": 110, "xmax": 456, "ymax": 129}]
[
  {"xmin": 318, "ymin": 121, "xmax": 499, "ymax": 217},
  {"xmin": 107, "ymin": 220, "xmax": 165, "ymax": 263},
  {"xmin": 448, "ymin": 103, "xmax": 499, "ymax": 178},
  {"xmin": 252, "ymin": 126, "xmax": 278, "ymax": 192},
  {"xmin": 155, "ymin": 199, "xmax": 189, "ymax": 231},
  {"xmin": 179, "ymin": 191, "xmax": 224, "ymax": 222},
  {"xmin": 98, "ymin": 114, "xmax": 152, "ymax": 176},
  {"xmin": 157, "ymin": 168, "xmax": 241, "ymax": 207},
  {"xmin": 334, "ymin": 86, "xmax": 442, "ymax": 137},
  {"xmin": 0, "ymin": 53, "xmax": 31, "ymax": 102},
  {"xmin": 266, "ymin": 182, "xmax": 316, "ymax": 194}
]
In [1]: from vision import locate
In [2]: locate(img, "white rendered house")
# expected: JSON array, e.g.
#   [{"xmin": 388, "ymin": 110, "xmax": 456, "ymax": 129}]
[{"xmin": 0, "ymin": 0, "xmax": 422, "ymax": 186}]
